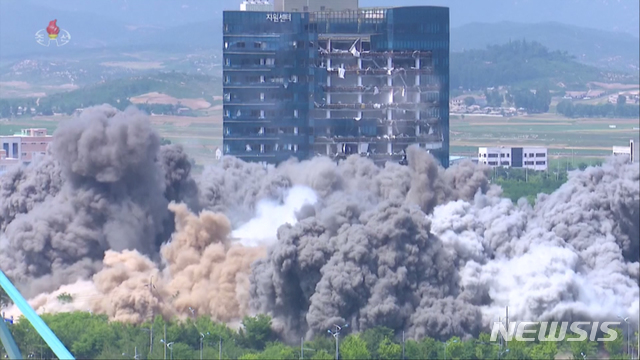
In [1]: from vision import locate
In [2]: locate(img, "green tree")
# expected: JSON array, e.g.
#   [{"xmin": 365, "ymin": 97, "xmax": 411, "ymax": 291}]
[
  {"xmin": 617, "ymin": 94, "xmax": 627, "ymax": 105},
  {"xmin": 259, "ymin": 342, "xmax": 296, "ymax": 359},
  {"xmin": 464, "ymin": 96, "xmax": 476, "ymax": 106},
  {"xmin": 475, "ymin": 333, "xmax": 499, "ymax": 360},
  {"xmin": 604, "ymin": 328, "xmax": 624, "ymax": 359},
  {"xmin": 311, "ymin": 349, "xmax": 335, "ymax": 359},
  {"xmin": 529, "ymin": 340, "xmax": 558, "ymax": 360},
  {"xmin": 341, "ymin": 334, "xmax": 371, "ymax": 360},
  {"xmin": 378, "ymin": 337, "xmax": 402, "ymax": 360},
  {"xmin": 566, "ymin": 334, "xmax": 598, "ymax": 360},
  {"xmin": 239, "ymin": 352, "xmax": 261, "ymax": 360},
  {"xmin": 421, "ymin": 337, "xmax": 440, "ymax": 359},
  {"xmin": 240, "ymin": 314, "xmax": 275, "ymax": 351},
  {"xmin": 361, "ymin": 326, "xmax": 395, "ymax": 358}
]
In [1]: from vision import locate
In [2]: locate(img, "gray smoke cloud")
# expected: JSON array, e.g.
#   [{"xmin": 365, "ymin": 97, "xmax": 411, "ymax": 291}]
[
  {"xmin": 1, "ymin": 104, "xmax": 638, "ymax": 345},
  {"xmin": 0, "ymin": 105, "xmax": 196, "ymax": 298},
  {"xmin": 249, "ymin": 154, "xmax": 639, "ymax": 342}
]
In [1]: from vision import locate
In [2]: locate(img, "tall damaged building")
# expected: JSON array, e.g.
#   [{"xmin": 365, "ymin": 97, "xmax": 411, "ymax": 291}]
[{"xmin": 223, "ymin": 1, "xmax": 449, "ymax": 166}]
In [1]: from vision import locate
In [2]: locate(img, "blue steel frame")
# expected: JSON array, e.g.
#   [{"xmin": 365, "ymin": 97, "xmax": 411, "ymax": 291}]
[{"xmin": 0, "ymin": 270, "xmax": 74, "ymax": 360}]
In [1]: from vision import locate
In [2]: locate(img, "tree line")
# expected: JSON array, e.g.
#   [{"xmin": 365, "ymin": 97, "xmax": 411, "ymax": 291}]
[
  {"xmin": 2, "ymin": 312, "xmax": 638, "ymax": 360},
  {"xmin": 556, "ymin": 99, "xmax": 639, "ymax": 118}
]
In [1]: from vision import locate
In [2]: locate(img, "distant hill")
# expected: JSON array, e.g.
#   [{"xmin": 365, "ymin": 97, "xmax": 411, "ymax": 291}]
[
  {"xmin": 450, "ymin": 40, "xmax": 637, "ymax": 91},
  {"xmin": 451, "ymin": 22, "xmax": 640, "ymax": 72},
  {"xmin": 0, "ymin": 72, "xmax": 221, "ymax": 117}
]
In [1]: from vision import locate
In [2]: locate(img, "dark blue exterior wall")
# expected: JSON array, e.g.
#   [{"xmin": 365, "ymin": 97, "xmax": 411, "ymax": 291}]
[
  {"xmin": 223, "ymin": 6, "xmax": 450, "ymax": 166},
  {"xmin": 223, "ymin": 11, "xmax": 317, "ymax": 163}
]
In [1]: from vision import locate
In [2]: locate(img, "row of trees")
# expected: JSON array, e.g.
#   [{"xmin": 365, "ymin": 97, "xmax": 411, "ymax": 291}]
[
  {"xmin": 461, "ymin": 87, "xmax": 550, "ymax": 113},
  {"xmin": 556, "ymin": 99, "xmax": 640, "ymax": 118},
  {"xmin": 2, "ymin": 312, "xmax": 638, "ymax": 360},
  {"xmin": 489, "ymin": 162, "xmax": 602, "ymax": 204}
]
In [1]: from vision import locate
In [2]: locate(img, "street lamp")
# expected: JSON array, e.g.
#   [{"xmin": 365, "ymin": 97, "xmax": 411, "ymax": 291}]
[
  {"xmin": 619, "ymin": 315, "xmax": 630, "ymax": 357},
  {"xmin": 499, "ymin": 348, "xmax": 509, "ymax": 360},
  {"xmin": 328, "ymin": 323, "xmax": 348, "ymax": 360},
  {"xmin": 141, "ymin": 327, "xmax": 153, "ymax": 355},
  {"xmin": 122, "ymin": 348, "xmax": 140, "ymax": 359},
  {"xmin": 200, "ymin": 332, "xmax": 210, "ymax": 360},
  {"xmin": 443, "ymin": 339, "xmax": 458, "ymax": 360},
  {"xmin": 160, "ymin": 340, "xmax": 174, "ymax": 360}
]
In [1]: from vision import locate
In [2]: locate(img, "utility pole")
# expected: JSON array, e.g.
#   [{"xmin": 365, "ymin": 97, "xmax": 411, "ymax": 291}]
[
  {"xmin": 328, "ymin": 324, "xmax": 348, "ymax": 360},
  {"xmin": 402, "ymin": 331, "xmax": 405, "ymax": 360},
  {"xmin": 164, "ymin": 324, "xmax": 167, "ymax": 360},
  {"xmin": 150, "ymin": 325, "xmax": 153, "ymax": 356},
  {"xmin": 505, "ymin": 307, "xmax": 509, "ymax": 350},
  {"xmin": 219, "ymin": 336, "xmax": 222, "ymax": 360},
  {"xmin": 301, "ymin": 337, "xmax": 304, "ymax": 359}
]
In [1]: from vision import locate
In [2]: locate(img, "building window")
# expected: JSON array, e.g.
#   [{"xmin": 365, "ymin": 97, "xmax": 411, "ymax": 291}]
[
  {"xmin": 294, "ymin": 109, "xmax": 299, "ymax": 118},
  {"xmin": 525, "ymin": 161, "xmax": 534, "ymax": 165},
  {"xmin": 260, "ymin": 93, "xmax": 265, "ymax": 101},
  {"xmin": 536, "ymin": 153, "xmax": 545, "ymax": 157},
  {"xmin": 488, "ymin": 153, "xmax": 498, "ymax": 158},
  {"xmin": 237, "ymin": 42, "xmax": 245, "ymax": 48},
  {"xmin": 536, "ymin": 161, "xmax": 546, "ymax": 165},
  {"xmin": 224, "ymin": 42, "xmax": 229, "ymax": 49}
]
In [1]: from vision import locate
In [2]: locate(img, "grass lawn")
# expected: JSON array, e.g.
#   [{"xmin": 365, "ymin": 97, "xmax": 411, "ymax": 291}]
[{"xmin": 450, "ymin": 114, "xmax": 639, "ymax": 159}]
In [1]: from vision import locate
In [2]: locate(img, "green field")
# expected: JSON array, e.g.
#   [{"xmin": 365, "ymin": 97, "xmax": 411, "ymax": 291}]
[
  {"xmin": 3, "ymin": 112, "xmax": 637, "ymax": 169},
  {"xmin": 0, "ymin": 113, "xmax": 223, "ymax": 169},
  {"xmin": 450, "ymin": 114, "xmax": 639, "ymax": 159}
]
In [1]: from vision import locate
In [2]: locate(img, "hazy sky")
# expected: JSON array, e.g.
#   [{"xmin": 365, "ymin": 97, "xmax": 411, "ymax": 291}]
[{"xmin": 18, "ymin": 0, "xmax": 640, "ymax": 35}]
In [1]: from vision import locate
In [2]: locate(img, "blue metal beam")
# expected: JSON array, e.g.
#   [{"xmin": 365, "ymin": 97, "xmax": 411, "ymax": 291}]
[
  {"xmin": 0, "ymin": 314, "xmax": 22, "ymax": 359},
  {"xmin": 0, "ymin": 270, "xmax": 75, "ymax": 360}
]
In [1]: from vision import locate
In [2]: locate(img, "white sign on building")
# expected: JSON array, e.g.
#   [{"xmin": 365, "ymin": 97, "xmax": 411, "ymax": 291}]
[{"xmin": 267, "ymin": 13, "xmax": 292, "ymax": 22}]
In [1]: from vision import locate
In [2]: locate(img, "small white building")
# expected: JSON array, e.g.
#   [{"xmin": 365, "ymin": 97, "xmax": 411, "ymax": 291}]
[
  {"xmin": 478, "ymin": 146, "xmax": 548, "ymax": 171},
  {"xmin": 613, "ymin": 140, "xmax": 635, "ymax": 163}
]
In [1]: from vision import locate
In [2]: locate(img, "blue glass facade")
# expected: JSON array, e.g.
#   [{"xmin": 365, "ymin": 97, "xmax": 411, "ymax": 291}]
[{"xmin": 223, "ymin": 6, "xmax": 449, "ymax": 166}]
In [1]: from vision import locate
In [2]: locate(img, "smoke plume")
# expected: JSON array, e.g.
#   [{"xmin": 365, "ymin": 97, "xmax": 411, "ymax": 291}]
[{"xmin": 1, "ymin": 105, "xmax": 638, "ymax": 344}]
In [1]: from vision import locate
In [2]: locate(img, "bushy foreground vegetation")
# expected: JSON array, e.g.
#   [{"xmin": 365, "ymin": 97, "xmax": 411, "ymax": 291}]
[{"xmin": 1, "ymin": 312, "xmax": 638, "ymax": 360}]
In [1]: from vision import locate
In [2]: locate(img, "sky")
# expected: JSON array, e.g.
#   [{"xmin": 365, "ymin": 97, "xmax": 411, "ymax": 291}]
[{"xmin": 16, "ymin": 0, "xmax": 640, "ymax": 35}]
